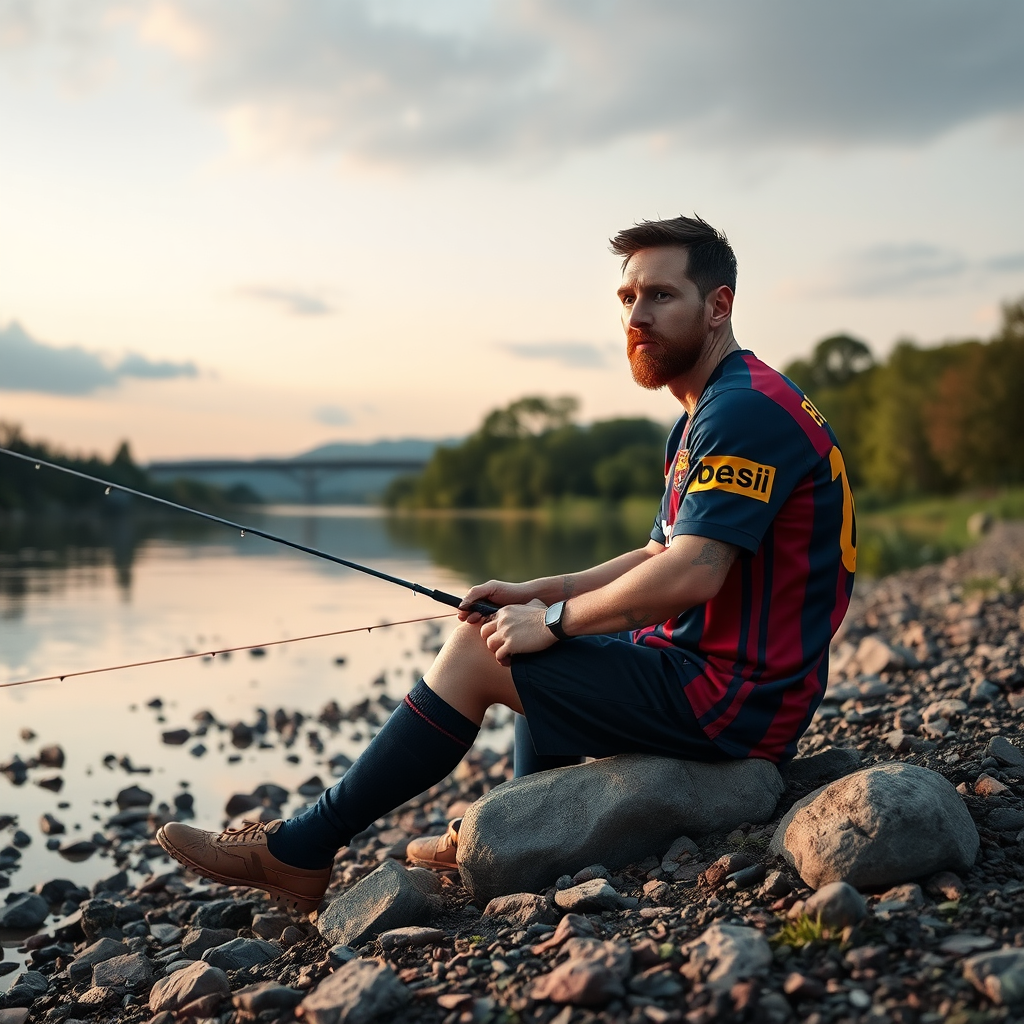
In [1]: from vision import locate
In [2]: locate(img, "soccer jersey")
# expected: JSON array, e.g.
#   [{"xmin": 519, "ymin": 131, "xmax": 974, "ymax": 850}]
[{"xmin": 633, "ymin": 350, "xmax": 856, "ymax": 762}]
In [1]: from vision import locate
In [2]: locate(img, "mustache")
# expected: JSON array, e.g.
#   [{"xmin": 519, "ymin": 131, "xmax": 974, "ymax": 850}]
[{"xmin": 626, "ymin": 327, "xmax": 666, "ymax": 355}]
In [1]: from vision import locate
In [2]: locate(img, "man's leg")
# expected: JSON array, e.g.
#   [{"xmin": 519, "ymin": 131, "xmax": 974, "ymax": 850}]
[
  {"xmin": 157, "ymin": 623, "xmax": 519, "ymax": 908},
  {"xmin": 513, "ymin": 714, "xmax": 583, "ymax": 778}
]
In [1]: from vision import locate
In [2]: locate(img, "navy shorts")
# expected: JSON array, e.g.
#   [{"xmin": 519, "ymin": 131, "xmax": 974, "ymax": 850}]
[{"xmin": 510, "ymin": 634, "xmax": 730, "ymax": 761}]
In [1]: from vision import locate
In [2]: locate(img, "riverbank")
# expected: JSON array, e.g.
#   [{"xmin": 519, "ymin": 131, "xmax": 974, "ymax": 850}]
[{"xmin": 1, "ymin": 525, "xmax": 1023, "ymax": 1022}]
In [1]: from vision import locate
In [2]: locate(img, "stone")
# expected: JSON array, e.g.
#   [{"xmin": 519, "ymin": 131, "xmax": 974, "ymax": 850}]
[
  {"xmin": 571, "ymin": 864, "xmax": 610, "ymax": 884},
  {"xmin": 116, "ymin": 785, "xmax": 153, "ymax": 810},
  {"xmin": 317, "ymin": 860, "xmax": 438, "ymax": 947},
  {"xmin": 92, "ymin": 951, "xmax": 153, "ymax": 991},
  {"xmin": 161, "ymin": 729, "xmax": 190, "ymax": 745},
  {"xmin": 224, "ymin": 793, "xmax": 262, "ymax": 818},
  {"xmin": 180, "ymin": 927, "xmax": 238, "ymax": 959},
  {"xmin": 148, "ymin": 960, "xmax": 230, "ymax": 1014},
  {"xmin": 149, "ymin": 922, "xmax": 183, "ymax": 946},
  {"xmin": 0, "ymin": 892, "xmax": 48, "ymax": 929},
  {"xmin": 941, "ymin": 934, "xmax": 997, "ymax": 956},
  {"xmin": 300, "ymin": 959, "xmax": 409, "ymax": 1024},
  {"xmin": 554, "ymin": 878, "xmax": 638, "ymax": 913},
  {"xmin": 989, "ymin": 807, "xmax": 1024, "ymax": 832},
  {"xmin": 458, "ymin": 754, "xmax": 784, "ymax": 903},
  {"xmin": 781, "ymin": 747, "xmax": 862, "ymax": 791},
  {"xmin": 68, "ymin": 938, "xmax": 129, "ymax": 984},
  {"xmin": 854, "ymin": 636, "xmax": 905, "ymax": 675},
  {"xmin": 963, "ymin": 948, "xmax": 1024, "ymax": 1006},
  {"xmin": 0, "ymin": 1010, "xmax": 29, "ymax": 1024},
  {"xmin": 202, "ymin": 936, "xmax": 281, "ymax": 971},
  {"xmin": 233, "ymin": 982, "xmax": 304, "ymax": 1015},
  {"xmin": 377, "ymin": 926, "xmax": 446, "ymax": 950},
  {"xmin": 643, "ymin": 879, "xmax": 670, "ymax": 902},
  {"xmin": 663, "ymin": 835, "xmax": 700, "ymax": 862},
  {"xmin": 251, "ymin": 911, "xmax": 293, "ymax": 940},
  {"xmin": 988, "ymin": 736, "xmax": 1024, "ymax": 767},
  {"xmin": 679, "ymin": 923, "xmax": 772, "ymax": 992},
  {"xmin": 975, "ymin": 775, "xmax": 1009, "ymax": 797},
  {"xmin": 482, "ymin": 893, "xmax": 558, "ymax": 927},
  {"xmin": 532, "ymin": 937, "xmax": 631, "ymax": 1006},
  {"xmin": 532, "ymin": 914, "xmax": 596, "ymax": 953},
  {"xmin": 192, "ymin": 899, "xmax": 257, "ymax": 930},
  {"xmin": 770, "ymin": 763, "xmax": 979, "ymax": 889},
  {"xmin": 38, "ymin": 814, "xmax": 64, "ymax": 835},
  {"xmin": 875, "ymin": 882, "xmax": 924, "ymax": 912},
  {"xmin": 926, "ymin": 870, "xmax": 966, "ymax": 901}
]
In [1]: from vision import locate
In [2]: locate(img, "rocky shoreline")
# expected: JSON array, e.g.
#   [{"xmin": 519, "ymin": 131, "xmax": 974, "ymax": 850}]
[{"xmin": 2, "ymin": 525, "xmax": 1024, "ymax": 1024}]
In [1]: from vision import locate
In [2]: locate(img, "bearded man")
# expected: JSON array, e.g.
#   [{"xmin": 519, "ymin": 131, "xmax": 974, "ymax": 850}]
[{"xmin": 158, "ymin": 214, "xmax": 857, "ymax": 912}]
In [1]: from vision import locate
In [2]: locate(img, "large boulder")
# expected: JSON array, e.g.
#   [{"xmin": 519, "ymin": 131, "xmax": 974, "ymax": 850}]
[
  {"xmin": 300, "ymin": 959, "xmax": 409, "ymax": 1024},
  {"xmin": 316, "ymin": 860, "xmax": 440, "ymax": 948},
  {"xmin": 770, "ymin": 762, "xmax": 979, "ymax": 890},
  {"xmin": 457, "ymin": 754, "xmax": 784, "ymax": 904}
]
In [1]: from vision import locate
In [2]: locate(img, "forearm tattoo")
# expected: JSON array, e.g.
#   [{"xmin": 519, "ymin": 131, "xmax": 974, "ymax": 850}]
[
  {"xmin": 562, "ymin": 575, "xmax": 576, "ymax": 598},
  {"xmin": 621, "ymin": 607, "xmax": 648, "ymax": 630},
  {"xmin": 691, "ymin": 540, "xmax": 734, "ymax": 573}
]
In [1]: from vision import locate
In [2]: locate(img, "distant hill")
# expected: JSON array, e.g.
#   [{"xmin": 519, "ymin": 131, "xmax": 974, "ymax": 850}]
[{"xmin": 149, "ymin": 437, "xmax": 460, "ymax": 505}]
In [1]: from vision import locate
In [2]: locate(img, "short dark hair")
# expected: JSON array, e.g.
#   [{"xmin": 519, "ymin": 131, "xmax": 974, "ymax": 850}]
[{"xmin": 609, "ymin": 214, "xmax": 737, "ymax": 298}]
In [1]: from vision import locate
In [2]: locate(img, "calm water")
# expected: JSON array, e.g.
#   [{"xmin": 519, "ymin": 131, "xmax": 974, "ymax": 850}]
[{"xmin": 0, "ymin": 505, "xmax": 647, "ymax": 904}]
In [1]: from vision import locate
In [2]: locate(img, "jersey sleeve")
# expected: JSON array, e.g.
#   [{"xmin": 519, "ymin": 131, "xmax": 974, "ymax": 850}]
[{"xmin": 672, "ymin": 389, "xmax": 817, "ymax": 554}]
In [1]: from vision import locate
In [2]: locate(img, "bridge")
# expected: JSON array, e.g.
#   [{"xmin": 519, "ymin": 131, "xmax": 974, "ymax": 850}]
[{"xmin": 148, "ymin": 458, "xmax": 428, "ymax": 504}]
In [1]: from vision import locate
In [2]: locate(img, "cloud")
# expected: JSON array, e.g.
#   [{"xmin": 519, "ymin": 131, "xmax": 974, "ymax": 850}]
[
  {"xmin": 127, "ymin": 0, "xmax": 1024, "ymax": 165},
  {"xmin": 499, "ymin": 341, "xmax": 617, "ymax": 369},
  {"xmin": 313, "ymin": 404, "xmax": 352, "ymax": 426},
  {"xmin": 239, "ymin": 286, "xmax": 334, "ymax": 316},
  {"xmin": 0, "ymin": 321, "xmax": 197, "ymax": 395},
  {"xmin": 826, "ymin": 245, "xmax": 1024, "ymax": 297}
]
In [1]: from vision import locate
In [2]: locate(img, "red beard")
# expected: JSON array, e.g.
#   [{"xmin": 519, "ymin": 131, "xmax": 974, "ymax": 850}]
[{"xmin": 627, "ymin": 326, "xmax": 703, "ymax": 390}]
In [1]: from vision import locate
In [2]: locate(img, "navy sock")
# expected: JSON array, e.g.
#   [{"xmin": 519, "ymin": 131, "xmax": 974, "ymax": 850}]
[
  {"xmin": 267, "ymin": 680, "xmax": 479, "ymax": 870},
  {"xmin": 513, "ymin": 713, "xmax": 583, "ymax": 778}
]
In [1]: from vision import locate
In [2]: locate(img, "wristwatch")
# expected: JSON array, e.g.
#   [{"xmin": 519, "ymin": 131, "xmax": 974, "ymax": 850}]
[{"xmin": 544, "ymin": 600, "xmax": 571, "ymax": 641}]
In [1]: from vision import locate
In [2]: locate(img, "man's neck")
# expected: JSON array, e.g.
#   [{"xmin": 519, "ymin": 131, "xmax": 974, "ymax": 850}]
[{"xmin": 667, "ymin": 326, "xmax": 741, "ymax": 416}]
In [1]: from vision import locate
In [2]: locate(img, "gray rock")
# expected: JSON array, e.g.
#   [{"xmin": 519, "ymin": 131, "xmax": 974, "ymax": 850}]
[
  {"xmin": 804, "ymin": 881, "xmax": 866, "ymax": 927},
  {"xmin": 481, "ymin": 893, "xmax": 558, "ymax": 928},
  {"xmin": 770, "ymin": 763, "xmax": 979, "ymax": 889},
  {"xmin": 233, "ymin": 982, "xmax": 305, "ymax": 1015},
  {"xmin": 679, "ymin": 923, "xmax": 772, "ymax": 992},
  {"xmin": 68, "ymin": 938, "xmax": 129, "ymax": 984},
  {"xmin": 148, "ymin": 960, "xmax": 230, "ymax": 1014},
  {"xmin": 963, "ymin": 948, "xmax": 1024, "ymax": 1006},
  {"xmin": 180, "ymin": 927, "xmax": 237, "ymax": 959},
  {"xmin": 532, "ymin": 937, "xmax": 631, "ymax": 1007},
  {"xmin": 115, "ymin": 785, "xmax": 153, "ymax": 810},
  {"xmin": 989, "ymin": 807, "xmax": 1024, "ymax": 833},
  {"xmin": 317, "ymin": 860, "xmax": 438, "ymax": 947},
  {"xmin": 149, "ymin": 923, "xmax": 183, "ymax": 946},
  {"xmin": 202, "ymin": 937, "xmax": 280, "ymax": 971},
  {"xmin": 875, "ymin": 882, "xmax": 924, "ymax": 912},
  {"xmin": 988, "ymin": 736, "xmax": 1024, "ymax": 768},
  {"xmin": 92, "ymin": 951, "xmax": 153, "ymax": 992},
  {"xmin": 0, "ymin": 893, "xmax": 48, "ymax": 929},
  {"xmin": 377, "ymin": 926, "xmax": 446, "ymax": 951},
  {"xmin": 3, "ymin": 971, "xmax": 48, "ymax": 1008},
  {"xmin": 251, "ymin": 911, "xmax": 293, "ymax": 940},
  {"xmin": 780, "ymin": 747, "xmax": 861, "ymax": 790},
  {"xmin": 192, "ymin": 898, "xmax": 256, "ymax": 930},
  {"xmin": 300, "ymin": 959, "xmax": 409, "ymax": 1024},
  {"xmin": 663, "ymin": 835, "xmax": 700, "ymax": 862},
  {"xmin": 458, "ymin": 754, "xmax": 784, "ymax": 904},
  {"xmin": 553, "ymin": 879, "xmax": 638, "ymax": 914}
]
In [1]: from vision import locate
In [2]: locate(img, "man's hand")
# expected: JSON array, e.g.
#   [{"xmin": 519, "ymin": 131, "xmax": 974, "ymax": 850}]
[
  {"xmin": 458, "ymin": 580, "xmax": 543, "ymax": 624},
  {"xmin": 479, "ymin": 600, "xmax": 557, "ymax": 667}
]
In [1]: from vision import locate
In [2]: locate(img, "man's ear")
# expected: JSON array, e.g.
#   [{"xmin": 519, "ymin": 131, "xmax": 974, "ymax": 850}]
[{"xmin": 708, "ymin": 285, "xmax": 734, "ymax": 327}]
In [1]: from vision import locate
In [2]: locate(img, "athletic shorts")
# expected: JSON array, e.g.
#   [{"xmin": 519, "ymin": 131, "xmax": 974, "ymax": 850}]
[{"xmin": 510, "ymin": 634, "xmax": 730, "ymax": 762}]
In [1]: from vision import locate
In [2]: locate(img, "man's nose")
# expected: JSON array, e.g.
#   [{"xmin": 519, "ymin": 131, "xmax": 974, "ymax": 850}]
[{"xmin": 627, "ymin": 300, "xmax": 653, "ymax": 329}]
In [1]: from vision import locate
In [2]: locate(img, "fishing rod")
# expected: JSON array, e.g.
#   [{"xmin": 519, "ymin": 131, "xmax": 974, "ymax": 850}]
[{"xmin": 0, "ymin": 446, "xmax": 499, "ymax": 617}]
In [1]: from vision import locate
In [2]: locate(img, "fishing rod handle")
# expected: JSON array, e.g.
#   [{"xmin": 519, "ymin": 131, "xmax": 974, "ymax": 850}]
[{"xmin": 429, "ymin": 589, "xmax": 500, "ymax": 617}]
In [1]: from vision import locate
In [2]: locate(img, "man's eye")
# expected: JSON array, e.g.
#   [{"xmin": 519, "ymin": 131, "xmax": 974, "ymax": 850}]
[
  {"xmin": 654, "ymin": 291, "xmax": 670, "ymax": 300},
  {"xmin": 621, "ymin": 295, "xmax": 635, "ymax": 305}
]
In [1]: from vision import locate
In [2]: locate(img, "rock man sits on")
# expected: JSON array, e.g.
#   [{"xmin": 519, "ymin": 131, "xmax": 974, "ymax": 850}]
[{"xmin": 158, "ymin": 215, "xmax": 857, "ymax": 911}]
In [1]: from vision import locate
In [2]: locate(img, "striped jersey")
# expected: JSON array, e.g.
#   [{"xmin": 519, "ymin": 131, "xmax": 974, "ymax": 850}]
[{"xmin": 633, "ymin": 350, "xmax": 856, "ymax": 762}]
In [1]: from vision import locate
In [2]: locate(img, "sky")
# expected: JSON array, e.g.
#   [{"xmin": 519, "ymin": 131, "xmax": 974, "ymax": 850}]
[{"xmin": 1, "ymin": 0, "xmax": 1023, "ymax": 460}]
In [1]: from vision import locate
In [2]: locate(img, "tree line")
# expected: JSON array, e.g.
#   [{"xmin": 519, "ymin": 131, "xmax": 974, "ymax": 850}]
[
  {"xmin": 785, "ymin": 297, "xmax": 1024, "ymax": 502},
  {"xmin": 0, "ymin": 423, "xmax": 256, "ymax": 513},
  {"xmin": 384, "ymin": 396, "xmax": 667, "ymax": 509},
  {"xmin": 388, "ymin": 296, "xmax": 1024, "ymax": 510}
]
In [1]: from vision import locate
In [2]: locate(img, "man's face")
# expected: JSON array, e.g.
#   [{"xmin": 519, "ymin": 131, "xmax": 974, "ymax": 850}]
[{"xmin": 617, "ymin": 247, "xmax": 711, "ymax": 390}]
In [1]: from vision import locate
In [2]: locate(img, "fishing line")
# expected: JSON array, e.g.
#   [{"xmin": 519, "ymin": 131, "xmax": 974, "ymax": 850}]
[
  {"xmin": 0, "ymin": 446, "xmax": 499, "ymax": 615},
  {"xmin": 0, "ymin": 613, "xmax": 457, "ymax": 690}
]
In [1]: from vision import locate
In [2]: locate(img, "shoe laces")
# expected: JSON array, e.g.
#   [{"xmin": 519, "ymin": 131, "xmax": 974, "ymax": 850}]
[{"xmin": 216, "ymin": 819, "xmax": 268, "ymax": 844}]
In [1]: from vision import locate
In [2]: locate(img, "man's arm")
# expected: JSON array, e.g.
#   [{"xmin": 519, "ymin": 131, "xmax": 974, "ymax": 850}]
[
  {"xmin": 480, "ymin": 535, "xmax": 738, "ymax": 665},
  {"xmin": 458, "ymin": 541, "xmax": 664, "ymax": 622}
]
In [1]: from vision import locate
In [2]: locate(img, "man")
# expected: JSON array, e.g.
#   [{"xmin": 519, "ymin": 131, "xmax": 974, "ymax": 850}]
[{"xmin": 158, "ymin": 215, "xmax": 856, "ymax": 912}]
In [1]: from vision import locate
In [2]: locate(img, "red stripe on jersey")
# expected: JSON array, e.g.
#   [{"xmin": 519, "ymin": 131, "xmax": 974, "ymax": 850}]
[
  {"xmin": 742, "ymin": 354, "xmax": 833, "ymax": 458},
  {"xmin": 758, "ymin": 658, "xmax": 826, "ymax": 755},
  {"xmin": 702, "ymin": 678, "xmax": 756, "ymax": 739}
]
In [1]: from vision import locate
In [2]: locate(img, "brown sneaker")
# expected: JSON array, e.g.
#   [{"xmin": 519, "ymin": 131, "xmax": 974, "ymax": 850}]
[
  {"xmin": 156, "ymin": 819, "xmax": 331, "ymax": 914},
  {"xmin": 406, "ymin": 818, "xmax": 461, "ymax": 871}
]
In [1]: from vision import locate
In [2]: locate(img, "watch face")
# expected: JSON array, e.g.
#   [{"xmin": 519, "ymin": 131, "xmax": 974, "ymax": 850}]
[{"xmin": 545, "ymin": 601, "xmax": 564, "ymax": 628}]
